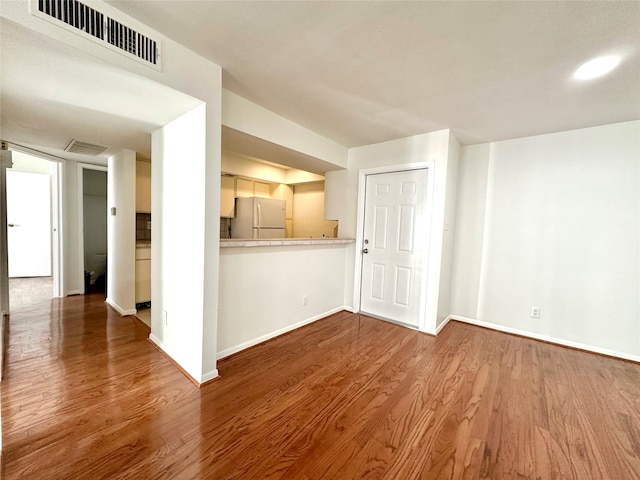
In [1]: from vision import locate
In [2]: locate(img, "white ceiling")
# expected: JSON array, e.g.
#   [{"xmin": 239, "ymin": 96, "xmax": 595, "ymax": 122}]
[
  {"xmin": 108, "ymin": 0, "xmax": 640, "ymax": 147},
  {"xmin": 1, "ymin": 1, "xmax": 639, "ymax": 167}
]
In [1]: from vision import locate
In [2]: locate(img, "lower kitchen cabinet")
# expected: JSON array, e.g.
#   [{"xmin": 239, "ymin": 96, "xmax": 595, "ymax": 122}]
[{"xmin": 135, "ymin": 246, "xmax": 151, "ymax": 304}]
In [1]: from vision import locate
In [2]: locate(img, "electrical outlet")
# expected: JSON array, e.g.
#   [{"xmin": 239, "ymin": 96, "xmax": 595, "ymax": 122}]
[
  {"xmin": 162, "ymin": 310, "xmax": 168, "ymax": 325},
  {"xmin": 302, "ymin": 295, "xmax": 308, "ymax": 306},
  {"xmin": 530, "ymin": 306, "xmax": 540, "ymax": 319}
]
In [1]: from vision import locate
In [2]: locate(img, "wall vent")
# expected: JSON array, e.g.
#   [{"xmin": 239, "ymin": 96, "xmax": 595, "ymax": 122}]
[
  {"xmin": 64, "ymin": 139, "xmax": 109, "ymax": 156},
  {"xmin": 31, "ymin": 0, "xmax": 161, "ymax": 69}
]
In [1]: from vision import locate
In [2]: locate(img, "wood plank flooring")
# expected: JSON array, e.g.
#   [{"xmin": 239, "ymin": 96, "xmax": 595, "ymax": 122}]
[{"xmin": 2, "ymin": 293, "xmax": 640, "ymax": 479}]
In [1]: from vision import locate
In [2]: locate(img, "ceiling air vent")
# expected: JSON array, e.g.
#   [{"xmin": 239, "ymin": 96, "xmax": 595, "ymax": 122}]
[
  {"xmin": 31, "ymin": 0, "xmax": 160, "ymax": 69},
  {"xmin": 65, "ymin": 139, "xmax": 109, "ymax": 156}
]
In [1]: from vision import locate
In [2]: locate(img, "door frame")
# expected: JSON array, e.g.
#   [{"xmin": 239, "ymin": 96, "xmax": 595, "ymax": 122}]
[
  {"xmin": 353, "ymin": 161, "xmax": 435, "ymax": 332},
  {"xmin": 2, "ymin": 143, "xmax": 64, "ymax": 299},
  {"xmin": 77, "ymin": 163, "xmax": 108, "ymax": 294}
]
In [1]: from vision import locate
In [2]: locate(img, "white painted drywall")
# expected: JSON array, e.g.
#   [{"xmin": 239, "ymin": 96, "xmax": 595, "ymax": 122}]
[
  {"xmin": 222, "ymin": 89, "xmax": 348, "ymax": 168},
  {"xmin": 435, "ymin": 133, "xmax": 461, "ymax": 329},
  {"xmin": 450, "ymin": 144, "xmax": 491, "ymax": 318},
  {"xmin": 150, "ymin": 104, "xmax": 221, "ymax": 382},
  {"xmin": 106, "ymin": 150, "xmax": 136, "ymax": 315},
  {"xmin": 63, "ymin": 161, "xmax": 83, "ymax": 295},
  {"xmin": 217, "ymin": 244, "xmax": 348, "ymax": 358},
  {"xmin": 452, "ymin": 120, "xmax": 640, "ymax": 357}
]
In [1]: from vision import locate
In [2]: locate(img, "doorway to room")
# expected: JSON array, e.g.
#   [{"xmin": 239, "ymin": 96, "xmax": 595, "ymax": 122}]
[
  {"xmin": 79, "ymin": 165, "xmax": 108, "ymax": 297},
  {"xmin": 358, "ymin": 168, "xmax": 431, "ymax": 328},
  {"xmin": 6, "ymin": 151, "xmax": 61, "ymax": 312}
]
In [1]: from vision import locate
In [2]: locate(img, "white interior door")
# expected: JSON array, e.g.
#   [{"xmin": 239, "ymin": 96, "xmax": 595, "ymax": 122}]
[
  {"xmin": 359, "ymin": 169, "xmax": 429, "ymax": 327},
  {"xmin": 7, "ymin": 170, "xmax": 52, "ymax": 278}
]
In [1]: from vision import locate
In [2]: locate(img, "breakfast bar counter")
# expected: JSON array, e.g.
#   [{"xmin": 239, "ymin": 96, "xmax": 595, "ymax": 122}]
[{"xmin": 220, "ymin": 238, "xmax": 355, "ymax": 248}]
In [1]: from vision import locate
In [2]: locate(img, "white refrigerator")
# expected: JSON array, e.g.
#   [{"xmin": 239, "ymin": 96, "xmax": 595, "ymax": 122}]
[{"xmin": 231, "ymin": 197, "xmax": 286, "ymax": 239}]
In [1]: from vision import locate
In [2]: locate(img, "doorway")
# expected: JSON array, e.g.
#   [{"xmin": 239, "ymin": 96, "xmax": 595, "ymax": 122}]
[
  {"xmin": 78, "ymin": 164, "xmax": 108, "ymax": 296},
  {"xmin": 6, "ymin": 151, "xmax": 61, "ymax": 311},
  {"xmin": 358, "ymin": 168, "xmax": 431, "ymax": 328}
]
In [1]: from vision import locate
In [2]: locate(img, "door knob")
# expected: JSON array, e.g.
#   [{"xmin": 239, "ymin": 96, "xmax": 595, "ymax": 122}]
[
  {"xmin": 362, "ymin": 248, "xmax": 369, "ymax": 254},
  {"xmin": 8, "ymin": 223, "xmax": 19, "ymax": 227}
]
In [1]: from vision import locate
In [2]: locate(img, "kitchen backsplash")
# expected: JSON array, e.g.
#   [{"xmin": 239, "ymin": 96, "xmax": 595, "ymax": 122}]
[
  {"xmin": 220, "ymin": 217, "xmax": 232, "ymax": 239},
  {"xmin": 136, "ymin": 212, "xmax": 151, "ymax": 241}
]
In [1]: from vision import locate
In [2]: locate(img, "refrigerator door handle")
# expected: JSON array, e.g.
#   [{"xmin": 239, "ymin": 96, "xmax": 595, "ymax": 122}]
[{"xmin": 256, "ymin": 203, "xmax": 262, "ymax": 227}]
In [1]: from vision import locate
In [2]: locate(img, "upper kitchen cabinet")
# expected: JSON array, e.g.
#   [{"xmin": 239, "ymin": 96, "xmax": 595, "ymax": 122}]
[
  {"xmin": 136, "ymin": 160, "xmax": 151, "ymax": 213},
  {"xmin": 221, "ymin": 175, "xmax": 235, "ymax": 218},
  {"xmin": 235, "ymin": 178, "xmax": 254, "ymax": 198}
]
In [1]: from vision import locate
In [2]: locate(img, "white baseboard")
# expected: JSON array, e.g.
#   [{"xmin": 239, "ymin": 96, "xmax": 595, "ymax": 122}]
[
  {"xmin": 66, "ymin": 290, "xmax": 82, "ymax": 296},
  {"xmin": 435, "ymin": 315, "xmax": 452, "ymax": 334},
  {"xmin": 201, "ymin": 369, "xmax": 219, "ymax": 384},
  {"xmin": 217, "ymin": 306, "xmax": 346, "ymax": 360},
  {"xmin": 149, "ymin": 334, "xmax": 220, "ymax": 385},
  {"xmin": 451, "ymin": 315, "xmax": 640, "ymax": 363},
  {"xmin": 105, "ymin": 298, "xmax": 137, "ymax": 316}
]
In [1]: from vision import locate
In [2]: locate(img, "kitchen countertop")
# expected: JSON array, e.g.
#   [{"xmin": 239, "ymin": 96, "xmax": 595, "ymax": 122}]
[
  {"xmin": 136, "ymin": 241, "xmax": 151, "ymax": 248},
  {"xmin": 220, "ymin": 238, "xmax": 355, "ymax": 248}
]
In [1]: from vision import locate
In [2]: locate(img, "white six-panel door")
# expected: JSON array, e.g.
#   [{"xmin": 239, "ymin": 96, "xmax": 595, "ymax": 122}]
[
  {"xmin": 6, "ymin": 170, "xmax": 52, "ymax": 278},
  {"xmin": 359, "ymin": 169, "xmax": 429, "ymax": 327}
]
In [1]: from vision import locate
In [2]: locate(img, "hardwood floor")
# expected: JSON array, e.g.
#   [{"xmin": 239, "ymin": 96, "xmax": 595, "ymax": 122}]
[{"xmin": 2, "ymin": 294, "xmax": 640, "ymax": 479}]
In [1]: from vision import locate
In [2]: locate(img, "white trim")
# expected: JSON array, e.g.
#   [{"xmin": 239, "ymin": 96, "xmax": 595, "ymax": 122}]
[
  {"xmin": 217, "ymin": 306, "xmax": 346, "ymax": 360},
  {"xmin": 77, "ymin": 163, "xmax": 108, "ymax": 295},
  {"xmin": 353, "ymin": 162, "xmax": 435, "ymax": 333},
  {"xmin": 67, "ymin": 289, "xmax": 82, "ymax": 296},
  {"xmin": 451, "ymin": 315, "xmax": 640, "ymax": 363},
  {"xmin": 200, "ymin": 369, "xmax": 220, "ymax": 384},
  {"xmin": 148, "ymin": 333, "xmax": 218, "ymax": 385},
  {"xmin": 105, "ymin": 297, "xmax": 136, "ymax": 316},
  {"xmin": 50, "ymin": 161, "xmax": 63, "ymax": 297},
  {"xmin": 435, "ymin": 315, "xmax": 452, "ymax": 335}
]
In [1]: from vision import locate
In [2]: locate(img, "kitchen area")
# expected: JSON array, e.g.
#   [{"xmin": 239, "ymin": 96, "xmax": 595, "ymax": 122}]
[
  {"xmin": 135, "ymin": 147, "xmax": 353, "ymax": 340},
  {"xmin": 135, "ymin": 158, "xmax": 152, "ymax": 326},
  {"xmin": 219, "ymin": 149, "xmax": 339, "ymax": 240},
  {"xmin": 217, "ymin": 148, "xmax": 354, "ymax": 360}
]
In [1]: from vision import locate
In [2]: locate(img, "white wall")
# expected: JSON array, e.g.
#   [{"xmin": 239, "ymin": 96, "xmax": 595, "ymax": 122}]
[
  {"xmin": 451, "ymin": 120, "xmax": 640, "ymax": 359},
  {"xmin": 435, "ymin": 133, "xmax": 461, "ymax": 330},
  {"xmin": 222, "ymin": 90, "xmax": 348, "ymax": 168},
  {"xmin": 218, "ymin": 244, "xmax": 348, "ymax": 358},
  {"xmin": 106, "ymin": 150, "xmax": 136, "ymax": 315},
  {"xmin": 450, "ymin": 144, "xmax": 491, "ymax": 318},
  {"xmin": 150, "ymin": 104, "xmax": 221, "ymax": 383},
  {"xmin": 63, "ymin": 161, "xmax": 83, "ymax": 295}
]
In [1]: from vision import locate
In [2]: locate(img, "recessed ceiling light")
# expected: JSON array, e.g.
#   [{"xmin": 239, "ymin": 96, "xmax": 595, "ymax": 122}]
[{"xmin": 573, "ymin": 55, "xmax": 621, "ymax": 80}]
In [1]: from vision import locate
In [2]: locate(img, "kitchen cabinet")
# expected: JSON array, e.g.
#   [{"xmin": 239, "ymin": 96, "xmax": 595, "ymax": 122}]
[
  {"xmin": 135, "ymin": 246, "xmax": 151, "ymax": 304},
  {"xmin": 136, "ymin": 161, "xmax": 151, "ymax": 213},
  {"xmin": 220, "ymin": 175, "xmax": 235, "ymax": 218},
  {"xmin": 254, "ymin": 181, "xmax": 270, "ymax": 198},
  {"xmin": 235, "ymin": 178, "xmax": 254, "ymax": 198}
]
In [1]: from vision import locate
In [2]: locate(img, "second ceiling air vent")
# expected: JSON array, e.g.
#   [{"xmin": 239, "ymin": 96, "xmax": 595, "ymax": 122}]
[
  {"xmin": 64, "ymin": 139, "xmax": 109, "ymax": 156},
  {"xmin": 31, "ymin": 0, "xmax": 160, "ymax": 69}
]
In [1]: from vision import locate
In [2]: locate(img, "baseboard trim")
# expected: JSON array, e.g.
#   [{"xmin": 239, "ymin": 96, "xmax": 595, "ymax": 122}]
[
  {"xmin": 66, "ymin": 290, "xmax": 82, "ymax": 296},
  {"xmin": 435, "ymin": 315, "xmax": 452, "ymax": 335},
  {"xmin": 451, "ymin": 315, "xmax": 640, "ymax": 363},
  {"xmin": 148, "ymin": 334, "xmax": 207, "ymax": 387},
  {"xmin": 217, "ymin": 306, "xmax": 347, "ymax": 360},
  {"xmin": 105, "ymin": 298, "xmax": 137, "ymax": 317}
]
